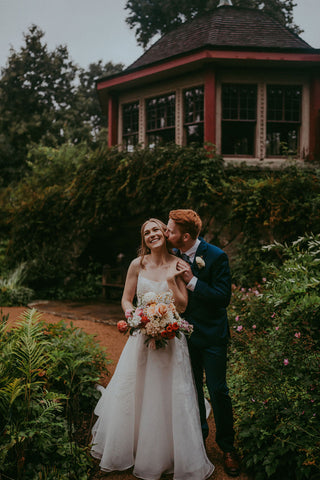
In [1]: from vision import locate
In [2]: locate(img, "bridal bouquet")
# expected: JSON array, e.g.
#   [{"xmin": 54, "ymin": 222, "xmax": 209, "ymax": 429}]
[{"xmin": 117, "ymin": 290, "xmax": 193, "ymax": 349}]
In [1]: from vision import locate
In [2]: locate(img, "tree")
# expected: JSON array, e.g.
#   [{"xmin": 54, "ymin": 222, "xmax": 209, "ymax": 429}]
[
  {"xmin": 0, "ymin": 25, "xmax": 77, "ymax": 181},
  {"xmin": 0, "ymin": 25, "xmax": 123, "ymax": 184},
  {"xmin": 125, "ymin": 0, "xmax": 302, "ymax": 49},
  {"xmin": 75, "ymin": 61, "xmax": 124, "ymax": 140}
]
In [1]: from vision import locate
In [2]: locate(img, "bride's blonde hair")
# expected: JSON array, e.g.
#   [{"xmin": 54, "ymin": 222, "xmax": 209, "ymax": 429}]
[{"xmin": 138, "ymin": 218, "xmax": 168, "ymax": 268}]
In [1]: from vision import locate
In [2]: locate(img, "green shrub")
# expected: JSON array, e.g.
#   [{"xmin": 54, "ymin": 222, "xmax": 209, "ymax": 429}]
[
  {"xmin": 0, "ymin": 308, "xmax": 109, "ymax": 479},
  {"xmin": 0, "ymin": 263, "xmax": 34, "ymax": 306},
  {"xmin": 1, "ymin": 143, "xmax": 320, "ymax": 297},
  {"xmin": 227, "ymin": 166, "xmax": 320, "ymax": 285},
  {"xmin": 228, "ymin": 234, "xmax": 320, "ymax": 479}
]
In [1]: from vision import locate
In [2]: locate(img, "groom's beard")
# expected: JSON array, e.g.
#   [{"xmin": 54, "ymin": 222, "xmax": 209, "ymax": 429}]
[{"xmin": 166, "ymin": 238, "xmax": 183, "ymax": 251}]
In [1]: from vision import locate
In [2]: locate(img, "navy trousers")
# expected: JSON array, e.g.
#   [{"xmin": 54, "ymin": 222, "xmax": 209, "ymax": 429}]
[{"xmin": 188, "ymin": 342, "xmax": 235, "ymax": 453}]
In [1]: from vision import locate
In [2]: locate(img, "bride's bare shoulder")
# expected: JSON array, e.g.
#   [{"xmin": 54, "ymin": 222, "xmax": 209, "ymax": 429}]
[
  {"xmin": 168, "ymin": 253, "xmax": 179, "ymax": 265},
  {"xmin": 130, "ymin": 255, "xmax": 150, "ymax": 272}
]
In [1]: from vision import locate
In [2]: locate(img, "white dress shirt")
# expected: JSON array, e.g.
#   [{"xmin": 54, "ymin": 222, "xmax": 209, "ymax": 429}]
[{"xmin": 180, "ymin": 238, "xmax": 201, "ymax": 291}]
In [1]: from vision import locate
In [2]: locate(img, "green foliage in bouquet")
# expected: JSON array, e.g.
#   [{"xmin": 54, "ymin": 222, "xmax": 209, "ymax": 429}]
[
  {"xmin": 228, "ymin": 234, "xmax": 320, "ymax": 479},
  {"xmin": 0, "ymin": 308, "xmax": 109, "ymax": 479}
]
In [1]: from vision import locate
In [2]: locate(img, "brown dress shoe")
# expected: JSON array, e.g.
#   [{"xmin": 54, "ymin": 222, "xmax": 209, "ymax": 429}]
[{"xmin": 223, "ymin": 452, "xmax": 241, "ymax": 477}]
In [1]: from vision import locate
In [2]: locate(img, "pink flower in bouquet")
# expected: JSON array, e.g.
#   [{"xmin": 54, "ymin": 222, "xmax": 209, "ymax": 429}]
[
  {"xmin": 155, "ymin": 303, "xmax": 168, "ymax": 316},
  {"xmin": 145, "ymin": 321, "xmax": 161, "ymax": 336},
  {"xmin": 135, "ymin": 307, "xmax": 144, "ymax": 317},
  {"xmin": 125, "ymin": 309, "xmax": 133, "ymax": 319},
  {"xmin": 117, "ymin": 321, "xmax": 128, "ymax": 333},
  {"xmin": 147, "ymin": 303, "xmax": 156, "ymax": 316}
]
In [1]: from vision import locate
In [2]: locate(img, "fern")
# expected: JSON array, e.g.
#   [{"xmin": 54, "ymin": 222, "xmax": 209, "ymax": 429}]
[
  {"xmin": 15, "ymin": 308, "xmax": 44, "ymax": 337},
  {"xmin": 0, "ymin": 308, "xmax": 9, "ymax": 337},
  {"xmin": 33, "ymin": 397, "xmax": 63, "ymax": 424},
  {"xmin": 0, "ymin": 378, "xmax": 24, "ymax": 414}
]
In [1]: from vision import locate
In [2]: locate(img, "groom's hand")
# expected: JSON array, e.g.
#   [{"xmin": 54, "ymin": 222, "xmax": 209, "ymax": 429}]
[{"xmin": 176, "ymin": 260, "xmax": 193, "ymax": 284}]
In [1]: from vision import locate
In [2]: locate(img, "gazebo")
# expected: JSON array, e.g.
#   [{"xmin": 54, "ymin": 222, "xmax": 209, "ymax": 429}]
[{"xmin": 97, "ymin": 2, "xmax": 320, "ymax": 165}]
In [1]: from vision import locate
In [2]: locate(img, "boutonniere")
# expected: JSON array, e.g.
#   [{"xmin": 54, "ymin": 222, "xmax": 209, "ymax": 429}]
[{"xmin": 195, "ymin": 256, "xmax": 205, "ymax": 269}]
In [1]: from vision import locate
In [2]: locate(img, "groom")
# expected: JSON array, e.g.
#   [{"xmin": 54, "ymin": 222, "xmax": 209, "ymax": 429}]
[{"xmin": 166, "ymin": 209, "xmax": 240, "ymax": 477}]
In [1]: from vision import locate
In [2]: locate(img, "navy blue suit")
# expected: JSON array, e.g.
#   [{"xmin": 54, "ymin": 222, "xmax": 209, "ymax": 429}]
[{"xmin": 183, "ymin": 238, "xmax": 235, "ymax": 452}]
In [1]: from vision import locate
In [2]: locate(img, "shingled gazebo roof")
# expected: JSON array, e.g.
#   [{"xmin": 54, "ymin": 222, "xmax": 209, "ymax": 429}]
[{"xmin": 125, "ymin": 6, "xmax": 315, "ymax": 72}]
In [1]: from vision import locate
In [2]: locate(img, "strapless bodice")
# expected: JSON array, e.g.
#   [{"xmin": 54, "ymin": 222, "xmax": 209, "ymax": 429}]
[{"xmin": 136, "ymin": 273, "xmax": 168, "ymax": 297}]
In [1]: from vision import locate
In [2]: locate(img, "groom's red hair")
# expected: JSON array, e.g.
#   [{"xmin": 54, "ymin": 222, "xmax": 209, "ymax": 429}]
[{"xmin": 169, "ymin": 209, "xmax": 202, "ymax": 239}]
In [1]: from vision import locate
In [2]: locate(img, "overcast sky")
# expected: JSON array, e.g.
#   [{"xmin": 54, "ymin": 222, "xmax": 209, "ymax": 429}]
[{"xmin": 0, "ymin": 0, "xmax": 319, "ymax": 72}]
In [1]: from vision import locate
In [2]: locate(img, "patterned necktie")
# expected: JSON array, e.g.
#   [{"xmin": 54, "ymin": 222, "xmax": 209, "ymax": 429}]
[{"xmin": 180, "ymin": 253, "xmax": 192, "ymax": 265}]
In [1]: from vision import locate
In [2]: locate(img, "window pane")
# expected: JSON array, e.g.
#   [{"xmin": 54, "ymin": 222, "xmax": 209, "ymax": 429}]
[
  {"xmin": 146, "ymin": 93, "xmax": 175, "ymax": 131},
  {"xmin": 266, "ymin": 125, "xmax": 299, "ymax": 156},
  {"xmin": 183, "ymin": 86, "xmax": 204, "ymax": 146},
  {"xmin": 266, "ymin": 85, "xmax": 301, "ymax": 156},
  {"xmin": 147, "ymin": 129, "xmax": 175, "ymax": 149},
  {"xmin": 184, "ymin": 86, "xmax": 204, "ymax": 124},
  {"xmin": 185, "ymin": 124, "xmax": 204, "ymax": 145},
  {"xmin": 222, "ymin": 84, "xmax": 257, "ymax": 120},
  {"xmin": 284, "ymin": 86, "xmax": 302, "ymax": 122},
  {"xmin": 122, "ymin": 102, "xmax": 139, "ymax": 135},
  {"xmin": 267, "ymin": 86, "xmax": 284, "ymax": 121},
  {"xmin": 267, "ymin": 85, "xmax": 302, "ymax": 122},
  {"xmin": 222, "ymin": 122, "xmax": 255, "ymax": 155},
  {"xmin": 123, "ymin": 134, "xmax": 139, "ymax": 153},
  {"xmin": 146, "ymin": 93, "xmax": 175, "ymax": 147}
]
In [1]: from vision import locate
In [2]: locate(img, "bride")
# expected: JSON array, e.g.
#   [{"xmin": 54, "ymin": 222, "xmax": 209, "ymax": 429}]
[{"xmin": 90, "ymin": 218, "xmax": 214, "ymax": 480}]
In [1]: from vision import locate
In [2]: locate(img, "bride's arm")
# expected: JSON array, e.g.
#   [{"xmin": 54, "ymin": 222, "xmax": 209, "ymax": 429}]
[
  {"xmin": 121, "ymin": 258, "xmax": 139, "ymax": 313},
  {"xmin": 166, "ymin": 263, "xmax": 188, "ymax": 313}
]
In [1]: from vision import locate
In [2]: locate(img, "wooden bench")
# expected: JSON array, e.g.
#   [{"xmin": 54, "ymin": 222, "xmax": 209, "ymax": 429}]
[{"xmin": 102, "ymin": 265, "xmax": 127, "ymax": 300}]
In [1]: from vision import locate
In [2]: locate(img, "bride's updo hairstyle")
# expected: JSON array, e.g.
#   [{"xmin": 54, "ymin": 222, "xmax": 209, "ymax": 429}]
[
  {"xmin": 139, "ymin": 218, "xmax": 168, "ymax": 268},
  {"xmin": 169, "ymin": 209, "xmax": 202, "ymax": 239}
]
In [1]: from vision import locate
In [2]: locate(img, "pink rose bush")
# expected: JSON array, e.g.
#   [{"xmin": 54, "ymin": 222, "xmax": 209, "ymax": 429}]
[{"xmin": 228, "ymin": 235, "xmax": 320, "ymax": 479}]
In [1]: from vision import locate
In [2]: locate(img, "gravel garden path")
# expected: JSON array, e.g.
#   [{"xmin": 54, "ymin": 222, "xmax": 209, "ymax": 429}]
[{"xmin": 2, "ymin": 302, "xmax": 251, "ymax": 480}]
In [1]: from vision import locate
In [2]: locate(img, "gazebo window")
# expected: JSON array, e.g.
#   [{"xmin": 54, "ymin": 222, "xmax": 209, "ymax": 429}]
[
  {"xmin": 122, "ymin": 101, "xmax": 139, "ymax": 152},
  {"xmin": 221, "ymin": 84, "xmax": 257, "ymax": 155},
  {"xmin": 146, "ymin": 93, "xmax": 175, "ymax": 147},
  {"xmin": 266, "ymin": 85, "xmax": 302, "ymax": 156},
  {"xmin": 184, "ymin": 86, "xmax": 204, "ymax": 145}
]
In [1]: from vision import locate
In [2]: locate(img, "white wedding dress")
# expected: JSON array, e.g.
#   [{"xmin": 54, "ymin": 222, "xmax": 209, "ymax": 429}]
[{"xmin": 91, "ymin": 274, "xmax": 214, "ymax": 480}]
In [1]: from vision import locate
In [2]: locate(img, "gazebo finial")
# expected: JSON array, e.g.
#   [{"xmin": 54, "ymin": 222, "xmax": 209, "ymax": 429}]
[{"xmin": 217, "ymin": 0, "xmax": 233, "ymax": 7}]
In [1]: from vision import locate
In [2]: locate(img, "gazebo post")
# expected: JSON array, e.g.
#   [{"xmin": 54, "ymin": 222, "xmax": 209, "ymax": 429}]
[{"xmin": 204, "ymin": 69, "xmax": 216, "ymax": 147}]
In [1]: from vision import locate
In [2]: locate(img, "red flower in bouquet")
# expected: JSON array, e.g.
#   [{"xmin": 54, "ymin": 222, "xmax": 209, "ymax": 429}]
[
  {"xmin": 141, "ymin": 315, "xmax": 150, "ymax": 325},
  {"xmin": 117, "ymin": 321, "xmax": 128, "ymax": 333}
]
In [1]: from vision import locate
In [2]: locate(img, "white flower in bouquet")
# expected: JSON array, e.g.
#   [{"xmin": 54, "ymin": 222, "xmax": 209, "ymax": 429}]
[
  {"xmin": 128, "ymin": 314, "xmax": 143, "ymax": 327},
  {"xmin": 142, "ymin": 291, "xmax": 158, "ymax": 305},
  {"xmin": 161, "ymin": 291, "xmax": 174, "ymax": 304}
]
